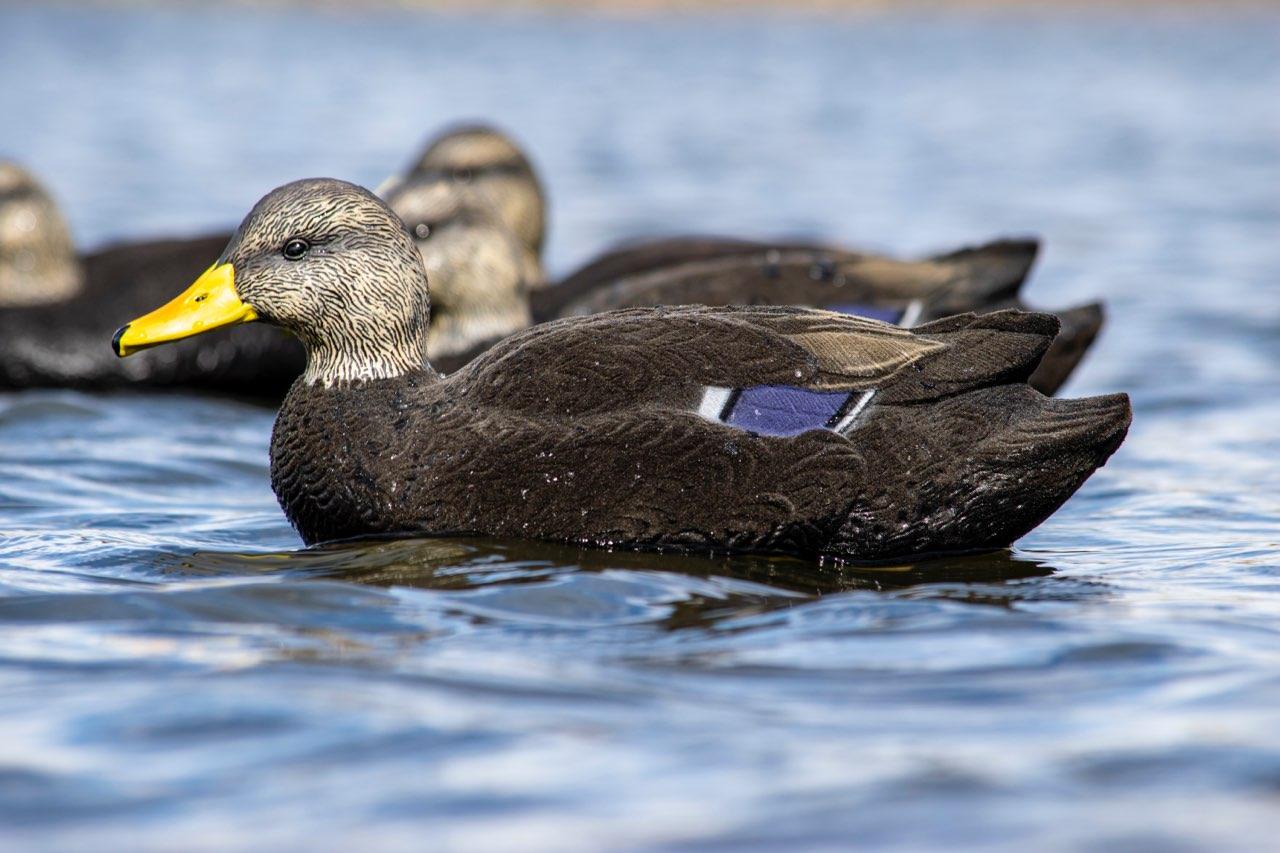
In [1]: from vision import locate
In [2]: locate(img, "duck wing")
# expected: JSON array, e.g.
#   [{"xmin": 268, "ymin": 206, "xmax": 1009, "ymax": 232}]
[
  {"xmin": 521, "ymin": 237, "xmax": 1098, "ymax": 397},
  {"xmin": 534, "ymin": 237, "xmax": 1040, "ymax": 323},
  {"xmin": 453, "ymin": 305, "xmax": 1057, "ymax": 425}
]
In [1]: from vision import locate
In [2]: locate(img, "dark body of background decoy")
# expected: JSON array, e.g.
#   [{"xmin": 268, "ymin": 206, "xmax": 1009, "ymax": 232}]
[
  {"xmin": 1, "ymin": 232, "xmax": 304, "ymax": 397},
  {"xmin": 0, "ymin": 5, "xmax": 1277, "ymax": 850}
]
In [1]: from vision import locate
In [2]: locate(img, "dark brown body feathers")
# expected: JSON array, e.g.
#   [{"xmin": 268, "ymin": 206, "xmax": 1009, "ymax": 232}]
[{"xmin": 271, "ymin": 307, "xmax": 1129, "ymax": 560}]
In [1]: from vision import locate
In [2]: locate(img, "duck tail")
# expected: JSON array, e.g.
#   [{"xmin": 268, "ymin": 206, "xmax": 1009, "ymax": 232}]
[
  {"xmin": 997, "ymin": 389, "xmax": 1131, "ymax": 464},
  {"xmin": 1028, "ymin": 302, "xmax": 1107, "ymax": 395},
  {"xmin": 962, "ymin": 387, "xmax": 1131, "ymax": 545},
  {"xmin": 928, "ymin": 237, "xmax": 1041, "ymax": 303},
  {"xmin": 830, "ymin": 385, "xmax": 1131, "ymax": 560}
]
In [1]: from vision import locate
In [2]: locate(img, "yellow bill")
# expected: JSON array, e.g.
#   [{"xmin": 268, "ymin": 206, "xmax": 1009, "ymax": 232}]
[{"xmin": 113, "ymin": 263, "xmax": 258, "ymax": 357}]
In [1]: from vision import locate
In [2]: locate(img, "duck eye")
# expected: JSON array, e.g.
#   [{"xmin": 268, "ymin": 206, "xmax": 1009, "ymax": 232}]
[
  {"xmin": 452, "ymin": 167, "xmax": 473, "ymax": 184},
  {"xmin": 413, "ymin": 223, "xmax": 432, "ymax": 240},
  {"xmin": 282, "ymin": 238, "xmax": 310, "ymax": 261}
]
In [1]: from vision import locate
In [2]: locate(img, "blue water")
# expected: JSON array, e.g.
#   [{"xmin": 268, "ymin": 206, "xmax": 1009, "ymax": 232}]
[{"xmin": 2, "ymin": 5, "xmax": 1279, "ymax": 849}]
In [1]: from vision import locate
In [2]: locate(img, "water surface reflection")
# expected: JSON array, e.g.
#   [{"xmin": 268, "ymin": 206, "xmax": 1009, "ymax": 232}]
[{"xmin": 0, "ymin": 5, "xmax": 1277, "ymax": 849}]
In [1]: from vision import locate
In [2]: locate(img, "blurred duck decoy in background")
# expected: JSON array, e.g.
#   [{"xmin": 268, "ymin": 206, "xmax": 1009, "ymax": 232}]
[
  {"xmin": 378, "ymin": 122, "xmax": 548, "ymax": 259},
  {"xmin": 1, "ymin": 123, "xmax": 1101, "ymax": 397},
  {"xmin": 378, "ymin": 179, "xmax": 541, "ymax": 367},
  {"xmin": 114, "ymin": 179, "xmax": 1131, "ymax": 559},
  {"xmin": 0, "ymin": 161, "xmax": 304, "ymax": 397},
  {"xmin": 0, "ymin": 149, "xmax": 532, "ymax": 396},
  {"xmin": 384, "ymin": 124, "xmax": 1105, "ymax": 394},
  {"xmin": 0, "ymin": 161, "xmax": 80, "ymax": 308}
]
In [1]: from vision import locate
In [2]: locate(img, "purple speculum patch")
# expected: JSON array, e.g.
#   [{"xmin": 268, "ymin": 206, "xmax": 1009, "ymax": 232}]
[{"xmin": 723, "ymin": 386, "xmax": 855, "ymax": 437}]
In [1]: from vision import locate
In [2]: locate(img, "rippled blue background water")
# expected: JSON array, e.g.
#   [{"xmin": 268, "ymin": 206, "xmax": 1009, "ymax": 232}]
[{"xmin": 1, "ymin": 4, "xmax": 1279, "ymax": 849}]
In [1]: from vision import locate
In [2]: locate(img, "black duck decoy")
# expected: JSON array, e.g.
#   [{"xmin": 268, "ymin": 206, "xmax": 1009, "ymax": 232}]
[
  {"xmin": 533, "ymin": 237, "xmax": 1105, "ymax": 396},
  {"xmin": 0, "ymin": 161, "xmax": 302, "ymax": 397},
  {"xmin": 1, "ymin": 126, "xmax": 1099, "ymax": 397},
  {"xmin": 386, "ymin": 125, "xmax": 1105, "ymax": 393},
  {"xmin": 114, "ymin": 179, "xmax": 1131, "ymax": 562},
  {"xmin": 382, "ymin": 174, "xmax": 1099, "ymax": 392}
]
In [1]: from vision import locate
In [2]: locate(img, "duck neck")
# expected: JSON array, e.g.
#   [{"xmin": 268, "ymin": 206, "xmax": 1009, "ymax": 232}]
[{"xmin": 299, "ymin": 290, "xmax": 438, "ymax": 388}]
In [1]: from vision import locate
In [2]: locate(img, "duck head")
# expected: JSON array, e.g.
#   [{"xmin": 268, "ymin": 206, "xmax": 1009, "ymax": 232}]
[
  {"xmin": 0, "ymin": 161, "xmax": 82, "ymax": 307},
  {"xmin": 384, "ymin": 176, "xmax": 536, "ymax": 363},
  {"xmin": 114, "ymin": 178, "xmax": 432, "ymax": 386},
  {"xmin": 382, "ymin": 123, "xmax": 547, "ymax": 259}
]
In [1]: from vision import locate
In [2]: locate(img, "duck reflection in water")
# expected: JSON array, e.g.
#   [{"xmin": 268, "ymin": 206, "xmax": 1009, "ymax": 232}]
[{"xmin": 170, "ymin": 536, "xmax": 1071, "ymax": 632}]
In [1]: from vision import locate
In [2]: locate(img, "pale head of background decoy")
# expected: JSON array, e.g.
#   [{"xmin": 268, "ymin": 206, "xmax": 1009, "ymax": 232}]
[
  {"xmin": 383, "ymin": 174, "xmax": 539, "ymax": 365},
  {"xmin": 0, "ymin": 160, "xmax": 82, "ymax": 307},
  {"xmin": 115, "ymin": 179, "xmax": 433, "ymax": 387},
  {"xmin": 380, "ymin": 124, "xmax": 547, "ymax": 260}
]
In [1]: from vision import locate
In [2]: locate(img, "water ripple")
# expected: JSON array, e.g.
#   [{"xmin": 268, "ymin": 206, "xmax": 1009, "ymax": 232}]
[{"xmin": 0, "ymin": 6, "xmax": 1278, "ymax": 850}]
